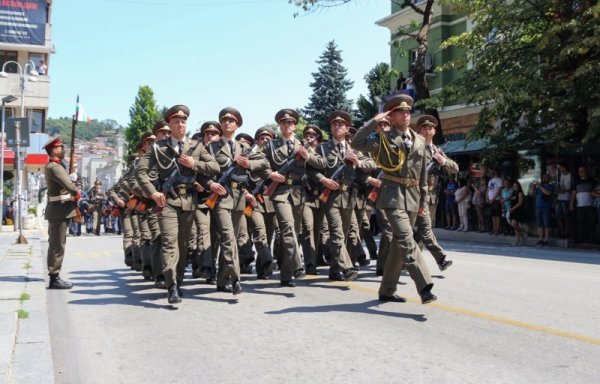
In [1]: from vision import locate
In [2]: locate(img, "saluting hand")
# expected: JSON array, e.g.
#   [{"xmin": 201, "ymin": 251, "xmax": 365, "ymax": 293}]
[{"xmin": 373, "ymin": 111, "xmax": 390, "ymax": 122}]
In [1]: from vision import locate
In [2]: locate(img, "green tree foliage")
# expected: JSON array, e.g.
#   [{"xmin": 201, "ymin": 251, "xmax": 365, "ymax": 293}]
[
  {"xmin": 125, "ymin": 85, "xmax": 161, "ymax": 156},
  {"xmin": 303, "ymin": 40, "xmax": 354, "ymax": 136},
  {"xmin": 356, "ymin": 62, "xmax": 395, "ymax": 126},
  {"xmin": 46, "ymin": 117, "xmax": 122, "ymax": 145},
  {"xmin": 436, "ymin": 0, "xmax": 600, "ymax": 153}
]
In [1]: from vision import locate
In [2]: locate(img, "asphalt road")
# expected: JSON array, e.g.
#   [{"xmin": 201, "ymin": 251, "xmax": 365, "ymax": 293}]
[{"xmin": 46, "ymin": 234, "xmax": 600, "ymax": 384}]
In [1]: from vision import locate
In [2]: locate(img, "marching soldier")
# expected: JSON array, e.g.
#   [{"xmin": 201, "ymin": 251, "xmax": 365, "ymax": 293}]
[
  {"xmin": 88, "ymin": 180, "xmax": 106, "ymax": 235},
  {"xmin": 262, "ymin": 109, "xmax": 320, "ymax": 286},
  {"xmin": 191, "ymin": 121, "xmax": 221, "ymax": 284},
  {"xmin": 205, "ymin": 108, "xmax": 269, "ymax": 294},
  {"xmin": 352, "ymin": 94, "xmax": 437, "ymax": 304},
  {"xmin": 414, "ymin": 115, "xmax": 456, "ymax": 271},
  {"xmin": 43, "ymin": 135, "xmax": 78, "ymax": 289},
  {"xmin": 300, "ymin": 124, "xmax": 325, "ymax": 274},
  {"xmin": 311, "ymin": 111, "xmax": 369, "ymax": 281},
  {"xmin": 136, "ymin": 105, "xmax": 220, "ymax": 304}
]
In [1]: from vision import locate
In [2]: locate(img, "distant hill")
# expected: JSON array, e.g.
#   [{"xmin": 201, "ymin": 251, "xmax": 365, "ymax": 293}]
[{"xmin": 46, "ymin": 117, "xmax": 123, "ymax": 145}]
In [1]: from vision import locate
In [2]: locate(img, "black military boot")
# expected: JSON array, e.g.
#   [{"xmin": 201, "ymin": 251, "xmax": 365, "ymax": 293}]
[
  {"xmin": 49, "ymin": 274, "xmax": 73, "ymax": 289},
  {"xmin": 167, "ymin": 283, "xmax": 182, "ymax": 304}
]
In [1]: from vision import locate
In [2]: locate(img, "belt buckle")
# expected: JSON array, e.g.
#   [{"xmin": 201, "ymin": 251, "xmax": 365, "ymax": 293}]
[
  {"xmin": 178, "ymin": 186, "xmax": 188, "ymax": 195},
  {"xmin": 313, "ymin": 190, "xmax": 319, "ymax": 196},
  {"xmin": 231, "ymin": 181, "xmax": 239, "ymax": 189},
  {"xmin": 286, "ymin": 178, "xmax": 293, "ymax": 186},
  {"xmin": 341, "ymin": 184, "xmax": 348, "ymax": 191}
]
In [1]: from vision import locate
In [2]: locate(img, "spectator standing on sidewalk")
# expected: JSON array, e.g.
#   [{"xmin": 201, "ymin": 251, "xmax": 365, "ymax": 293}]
[
  {"xmin": 555, "ymin": 164, "xmax": 572, "ymax": 238},
  {"xmin": 472, "ymin": 179, "xmax": 486, "ymax": 232},
  {"xmin": 593, "ymin": 180, "xmax": 600, "ymax": 235},
  {"xmin": 454, "ymin": 178, "xmax": 470, "ymax": 231},
  {"xmin": 500, "ymin": 177, "xmax": 514, "ymax": 235},
  {"xmin": 486, "ymin": 169, "xmax": 503, "ymax": 235},
  {"xmin": 570, "ymin": 166, "xmax": 595, "ymax": 244},
  {"xmin": 508, "ymin": 181, "xmax": 527, "ymax": 245},
  {"xmin": 531, "ymin": 174, "xmax": 555, "ymax": 246},
  {"xmin": 444, "ymin": 175, "xmax": 458, "ymax": 230}
]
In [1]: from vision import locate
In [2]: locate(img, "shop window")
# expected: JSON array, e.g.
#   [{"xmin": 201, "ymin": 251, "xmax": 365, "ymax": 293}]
[{"xmin": 0, "ymin": 51, "xmax": 18, "ymax": 73}]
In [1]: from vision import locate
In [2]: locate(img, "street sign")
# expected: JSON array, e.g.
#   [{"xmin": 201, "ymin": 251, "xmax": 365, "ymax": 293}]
[{"xmin": 5, "ymin": 118, "xmax": 30, "ymax": 147}]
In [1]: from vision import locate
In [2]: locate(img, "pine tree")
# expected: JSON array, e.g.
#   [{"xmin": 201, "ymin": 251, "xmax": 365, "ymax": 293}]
[
  {"xmin": 125, "ymin": 85, "xmax": 161, "ymax": 156},
  {"xmin": 303, "ymin": 40, "xmax": 354, "ymax": 135}
]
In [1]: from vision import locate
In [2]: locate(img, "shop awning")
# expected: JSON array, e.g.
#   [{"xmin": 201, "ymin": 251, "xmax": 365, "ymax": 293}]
[
  {"xmin": 443, "ymin": 139, "xmax": 488, "ymax": 155},
  {"xmin": 1, "ymin": 148, "xmax": 15, "ymax": 165},
  {"xmin": 25, "ymin": 153, "xmax": 48, "ymax": 166}
]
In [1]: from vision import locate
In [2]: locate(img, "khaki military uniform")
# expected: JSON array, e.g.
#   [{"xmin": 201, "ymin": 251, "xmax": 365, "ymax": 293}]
[
  {"xmin": 207, "ymin": 138, "xmax": 268, "ymax": 287},
  {"xmin": 311, "ymin": 141, "xmax": 371, "ymax": 275},
  {"xmin": 352, "ymin": 120, "xmax": 433, "ymax": 297},
  {"xmin": 414, "ymin": 144, "xmax": 459, "ymax": 266},
  {"xmin": 45, "ymin": 160, "xmax": 79, "ymax": 275},
  {"xmin": 136, "ymin": 137, "xmax": 219, "ymax": 288},
  {"xmin": 262, "ymin": 138, "xmax": 321, "ymax": 282}
]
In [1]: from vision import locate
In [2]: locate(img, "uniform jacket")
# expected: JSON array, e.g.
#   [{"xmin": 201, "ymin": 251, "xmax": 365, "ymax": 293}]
[
  {"xmin": 262, "ymin": 138, "xmax": 321, "ymax": 205},
  {"xmin": 136, "ymin": 136, "xmax": 219, "ymax": 211},
  {"xmin": 44, "ymin": 160, "xmax": 79, "ymax": 220},
  {"xmin": 352, "ymin": 119, "xmax": 428, "ymax": 212},
  {"xmin": 207, "ymin": 137, "xmax": 269, "ymax": 211},
  {"xmin": 425, "ymin": 144, "xmax": 459, "ymax": 206},
  {"xmin": 311, "ymin": 140, "xmax": 373, "ymax": 209}
]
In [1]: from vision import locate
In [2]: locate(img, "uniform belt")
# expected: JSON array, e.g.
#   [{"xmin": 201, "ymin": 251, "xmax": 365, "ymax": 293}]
[
  {"xmin": 382, "ymin": 174, "xmax": 420, "ymax": 186},
  {"xmin": 175, "ymin": 185, "xmax": 192, "ymax": 196},
  {"xmin": 229, "ymin": 180, "xmax": 246, "ymax": 190},
  {"xmin": 285, "ymin": 178, "xmax": 303, "ymax": 186},
  {"xmin": 48, "ymin": 194, "xmax": 72, "ymax": 202}
]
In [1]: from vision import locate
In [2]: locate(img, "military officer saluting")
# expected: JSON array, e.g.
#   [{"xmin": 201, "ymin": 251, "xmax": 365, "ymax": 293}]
[
  {"xmin": 352, "ymin": 94, "xmax": 437, "ymax": 304},
  {"xmin": 136, "ymin": 105, "xmax": 220, "ymax": 304},
  {"xmin": 44, "ymin": 136, "xmax": 79, "ymax": 289}
]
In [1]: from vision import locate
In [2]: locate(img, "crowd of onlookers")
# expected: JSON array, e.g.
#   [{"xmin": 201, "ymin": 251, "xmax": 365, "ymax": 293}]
[{"xmin": 434, "ymin": 164, "xmax": 600, "ymax": 247}]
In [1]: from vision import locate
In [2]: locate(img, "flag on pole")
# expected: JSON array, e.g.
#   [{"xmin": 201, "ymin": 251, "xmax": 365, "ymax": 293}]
[{"xmin": 74, "ymin": 95, "xmax": 91, "ymax": 124}]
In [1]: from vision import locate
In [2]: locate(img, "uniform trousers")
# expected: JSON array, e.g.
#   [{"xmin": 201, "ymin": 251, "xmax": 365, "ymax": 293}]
[
  {"xmin": 121, "ymin": 213, "xmax": 134, "ymax": 257},
  {"xmin": 273, "ymin": 200, "xmax": 303, "ymax": 281},
  {"xmin": 379, "ymin": 209, "xmax": 433, "ymax": 296},
  {"xmin": 414, "ymin": 207, "xmax": 446, "ymax": 265},
  {"xmin": 213, "ymin": 206, "xmax": 241, "ymax": 286},
  {"xmin": 158, "ymin": 204, "xmax": 194, "ymax": 287},
  {"xmin": 47, "ymin": 219, "xmax": 69, "ymax": 275},
  {"xmin": 375, "ymin": 208, "xmax": 393, "ymax": 272},
  {"xmin": 325, "ymin": 205, "xmax": 355, "ymax": 274},
  {"xmin": 301, "ymin": 205, "xmax": 317, "ymax": 268},
  {"xmin": 145, "ymin": 211, "xmax": 162, "ymax": 279},
  {"xmin": 248, "ymin": 209, "xmax": 274, "ymax": 276},
  {"xmin": 92, "ymin": 207, "xmax": 102, "ymax": 234}
]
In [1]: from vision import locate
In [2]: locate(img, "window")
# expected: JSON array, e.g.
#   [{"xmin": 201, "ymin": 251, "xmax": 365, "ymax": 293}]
[
  {"xmin": 0, "ymin": 51, "xmax": 18, "ymax": 73},
  {"xmin": 28, "ymin": 53, "xmax": 47, "ymax": 75},
  {"xmin": 29, "ymin": 109, "xmax": 45, "ymax": 133}
]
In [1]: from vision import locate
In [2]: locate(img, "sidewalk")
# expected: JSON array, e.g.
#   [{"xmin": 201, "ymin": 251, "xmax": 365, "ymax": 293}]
[
  {"xmin": 433, "ymin": 228, "xmax": 575, "ymax": 248},
  {"xmin": 0, "ymin": 226, "xmax": 53, "ymax": 384}
]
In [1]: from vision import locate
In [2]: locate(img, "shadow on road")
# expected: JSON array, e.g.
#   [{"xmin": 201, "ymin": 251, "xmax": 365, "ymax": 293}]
[{"xmin": 265, "ymin": 299, "xmax": 427, "ymax": 322}]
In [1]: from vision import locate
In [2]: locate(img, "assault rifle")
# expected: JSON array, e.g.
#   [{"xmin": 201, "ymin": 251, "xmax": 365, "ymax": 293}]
[
  {"xmin": 161, "ymin": 142, "xmax": 200, "ymax": 199},
  {"xmin": 318, "ymin": 161, "xmax": 348, "ymax": 204},
  {"xmin": 263, "ymin": 139, "xmax": 313, "ymax": 198},
  {"xmin": 205, "ymin": 143, "xmax": 256, "ymax": 209},
  {"xmin": 242, "ymin": 178, "xmax": 268, "ymax": 217},
  {"xmin": 367, "ymin": 170, "xmax": 384, "ymax": 204}
]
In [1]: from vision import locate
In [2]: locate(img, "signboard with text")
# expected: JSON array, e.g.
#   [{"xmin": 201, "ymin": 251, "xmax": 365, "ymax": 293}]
[{"xmin": 0, "ymin": 0, "xmax": 47, "ymax": 46}]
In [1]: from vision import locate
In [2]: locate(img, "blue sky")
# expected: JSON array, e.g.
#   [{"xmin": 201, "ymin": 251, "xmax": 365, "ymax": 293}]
[{"xmin": 49, "ymin": 0, "xmax": 391, "ymax": 136}]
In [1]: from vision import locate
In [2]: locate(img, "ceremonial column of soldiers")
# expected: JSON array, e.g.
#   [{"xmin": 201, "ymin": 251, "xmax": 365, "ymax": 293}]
[{"xmin": 47, "ymin": 96, "xmax": 456, "ymax": 304}]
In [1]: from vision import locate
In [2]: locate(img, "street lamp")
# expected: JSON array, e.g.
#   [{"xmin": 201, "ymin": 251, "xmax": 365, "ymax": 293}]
[
  {"xmin": 0, "ymin": 94, "xmax": 17, "ymax": 232},
  {"xmin": 0, "ymin": 61, "xmax": 38, "ymax": 243}
]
